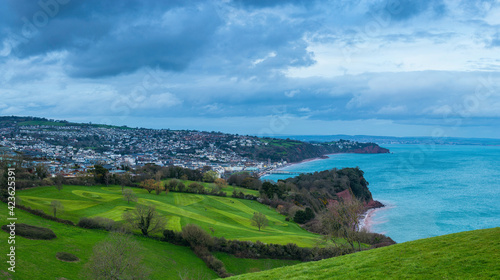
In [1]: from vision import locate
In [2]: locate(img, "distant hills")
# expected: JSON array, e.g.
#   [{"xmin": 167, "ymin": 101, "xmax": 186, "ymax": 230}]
[{"xmin": 276, "ymin": 134, "xmax": 500, "ymax": 146}]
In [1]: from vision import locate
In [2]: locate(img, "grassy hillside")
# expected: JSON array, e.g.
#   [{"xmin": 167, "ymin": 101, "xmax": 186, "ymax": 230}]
[
  {"xmin": 18, "ymin": 185, "xmax": 322, "ymax": 247},
  {"xmin": 226, "ymin": 227, "xmax": 500, "ymax": 280},
  {"xmin": 214, "ymin": 252, "xmax": 301, "ymax": 275},
  {"xmin": 0, "ymin": 203, "xmax": 218, "ymax": 280},
  {"xmin": 162, "ymin": 179, "xmax": 260, "ymax": 197}
]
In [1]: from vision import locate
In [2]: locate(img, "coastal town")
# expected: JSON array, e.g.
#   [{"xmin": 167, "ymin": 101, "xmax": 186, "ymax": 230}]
[{"xmin": 0, "ymin": 117, "xmax": 385, "ymax": 178}]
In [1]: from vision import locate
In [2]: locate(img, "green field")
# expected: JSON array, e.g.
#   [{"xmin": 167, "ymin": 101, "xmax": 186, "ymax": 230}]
[
  {"xmin": 163, "ymin": 179, "xmax": 260, "ymax": 197},
  {"xmin": 18, "ymin": 185, "xmax": 322, "ymax": 247},
  {"xmin": 226, "ymin": 227, "xmax": 500, "ymax": 280},
  {"xmin": 260, "ymin": 138, "xmax": 302, "ymax": 148},
  {"xmin": 0, "ymin": 203, "xmax": 218, "ymax": 280},
  {"xmin": 214, "ymin": 252, "xmax": 301, "ymax": 275}
]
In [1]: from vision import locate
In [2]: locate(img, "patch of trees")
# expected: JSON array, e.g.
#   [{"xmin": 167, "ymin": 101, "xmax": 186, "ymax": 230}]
[
  {"xmin": 281, "ymin": 167, "xmax": 373, "ymax": 205},
  {"xmin": 293, "ymin": 207, "xmax": 315, "ymax": 224}
]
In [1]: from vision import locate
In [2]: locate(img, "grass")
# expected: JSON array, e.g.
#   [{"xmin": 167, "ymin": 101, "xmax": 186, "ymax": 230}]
[
  {"xmin": 260, "ymin": 138, "xmax": 302, "ymax": 148},
  {"xmin": 225, "ymin": 227, "xmax": 500, "ymax": 280},
  {"xmin": 18, "ymin": 185, "xmax": 323, "ymax": 247},
  {"xmin": 0, "ymin": 203, "xmax": 218, "ymax": 280},
  {"xmin": 163, "ymin": 179, "xmax": 260, "ymax": 197},
  {"xmin": 213, "ymin": 252, "xmax": 301, "ymax": 275}
]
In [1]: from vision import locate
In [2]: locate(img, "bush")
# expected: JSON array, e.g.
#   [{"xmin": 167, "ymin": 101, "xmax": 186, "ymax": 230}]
[
  {"xmin": 56, "ymin": 252, "xmax": 79, "ymax": 262},
  {"xmin": 77, "ymin": 217, "xmax": 119, "ymax": 231},
  {"xmin": 181, "ymin": 224, "xmax": 213, "ymax": 248},
  {"xmin": 193, "ymin": 246, "xmax": 231, "ymax": 278},
  {"xmin": 2, "ymin": 223, "xmax": 56, "ymax": 240},
  {"xmin": 163, "ymin": 229, "xmax": 188, "ymax": 246}
]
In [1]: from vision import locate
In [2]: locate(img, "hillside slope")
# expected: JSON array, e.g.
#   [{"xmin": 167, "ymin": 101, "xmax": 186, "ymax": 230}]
[{"xmin": 226, "ymin": 227, "xmax": 500, "ymax": 279}]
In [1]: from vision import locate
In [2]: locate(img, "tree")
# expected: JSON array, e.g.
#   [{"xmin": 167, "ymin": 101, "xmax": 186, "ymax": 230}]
[
  {"xmin": 181, "ymin": 224, "xmax": 213, "ymax": 247},
  {"xmin": 54, "ymin": 174, "xmax": 64, "ymax": 191},
  {"xmin": 202, "ymin": 170, "xmax": 218, "ymax": 183},
  {"xmin": 321, "ymin": 196, "xmax": 363, "ymax": 250},
  {"xmin": 91, "ymin": 165, "xmax": 109, "ymax": 185},
  {"xmin": 293, "ymin": 207, "xmax": 315, "ymax": 224},
  {"xmin": 177, "ymin": 182, "xmax": 186, "ymax": 192},
  {"xmin": 119, "ymin": 173, "xmax": 133, "ymax": 192},
  {"xmin": 154, "ymin": 182, "xmax": 164, "ymax": 195},
  {"xmin": 251, "ymin": 212, "xmax": 268, "ymax": 231},
  {"xmin": 123, "ymin": 204, "xmax": 166, "ymax": 236},
  {"xmin": 35, "ymin": 164, "xmax": 49, "ymax": 179},
  {"xmin": 155, "ymin": 170, "xmax": 163, "ymax": 182},
  {"xmin": 140, "ymin": 179, "xmax": 158, "ymax": 194},
  {"xmin": 167, "ymin": 179, "xmax": 179, "ymax": 191},
  {"xmin": 83, "ymin": 232, "xmax": 149, "ymax": 279},
  {"xmin": 188, "ymin": 182, "xmax": 204, "ymax": 194},
  {"xmin": 122, "ymin": 189, "xmax": 137, "ymax": 204},
  {"xmin": 214, "ymin": 178, "xmax": 227, "ymax": 191},
  {"xmin": 50, "ymin": 200, "xmax": 63, "ymax": 218}
]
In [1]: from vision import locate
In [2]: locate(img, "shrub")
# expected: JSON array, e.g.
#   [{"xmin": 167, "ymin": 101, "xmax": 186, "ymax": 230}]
[
  {"xmin": 181, "ymin": 224, "xmax": 213, "ymax": 248},
  {"xmin": 77, "ymin": 217, "xmax": 120, "ymax": 231},
  {"xmin": 56, "ymin": 252, "xmax": 80, "ymax": 262},
  {"xmin": 2, "ymin": 223, "xmax": 56, "ymax": 240},
  {"xmin": 163, "ymin": 229, "xmax": 188, "ymax": 246}
]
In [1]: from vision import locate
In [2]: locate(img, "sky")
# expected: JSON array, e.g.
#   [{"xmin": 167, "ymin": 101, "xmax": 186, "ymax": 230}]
[{"xmin": 0, "ymin": 0, "xmax": 499, "ymax": 138}]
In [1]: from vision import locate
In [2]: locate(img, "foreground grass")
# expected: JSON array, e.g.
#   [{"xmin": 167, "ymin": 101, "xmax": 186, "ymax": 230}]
[
  {"xmin": 214, "ymin": 252, "xmax": 300, "ymax": 275},
  {"xmin": 226, "ymin": 227, "xmax": 500, "ymax": 279},
  {"xmin": 0, "ymin": 203, "xmax": 218, "ymax": 280},
  {"xmin": 19, "ymin": 185, "xmax": 323, "ymax": 246}
]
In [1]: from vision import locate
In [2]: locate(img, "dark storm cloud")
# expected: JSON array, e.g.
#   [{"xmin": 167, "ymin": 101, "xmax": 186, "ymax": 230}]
[
  {"xmin": 1, "ymin": 0, "xmax": 499, "ymax": 137},
  {"xmin": 1, "ymin": 0, "xmax": 217, "ymax": 77}
]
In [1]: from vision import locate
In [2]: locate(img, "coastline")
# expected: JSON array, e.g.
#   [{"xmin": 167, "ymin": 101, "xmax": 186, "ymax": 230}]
[
  {"xmin": 264, "ymin": 153, "xmax": 389, "ymax": 235},
  {"xmin": 359, "ymin": 207, "xmax": 379, "ymax": 232}
]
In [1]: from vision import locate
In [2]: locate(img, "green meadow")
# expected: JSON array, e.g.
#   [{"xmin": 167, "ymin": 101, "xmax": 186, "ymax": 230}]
[
  {"xmin": 226, "ymin": 227, "xmax": 500, "ymax": 280},
  {"xmin": 0, "ymin": 203, "xmax": 218, "ymax": 280},
  {"xmin": 163, "ymin": 178, "xmax": 260, "ymax": 197},
  {"xmin": 18, "ymin": 185, "xmax": 322, "ymax": 247}
]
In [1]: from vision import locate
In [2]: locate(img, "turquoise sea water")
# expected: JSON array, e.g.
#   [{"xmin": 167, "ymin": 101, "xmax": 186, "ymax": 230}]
[{"xmin": 262, "ymin": 144, "xmax": 500, "ymax": 243}]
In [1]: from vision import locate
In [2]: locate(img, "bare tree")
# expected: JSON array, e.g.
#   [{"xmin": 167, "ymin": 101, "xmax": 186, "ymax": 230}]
[
  {"xmin": 122, "ymin": 189, "xmax": 137, "ymax": 204},
  {"xmin": 123, "ymin": 204, "xmax": 166, "ymax": 236},
  {"xmin": 83, "ymin": 232, "xmax": 149, "ymax": 279},
  {"xmin": 251, "ymin": 212, "xmax": 268, "ymax": 231},
  {"xmin": 50, "ymin": 200, "xmax": 63, "ymax": 218},
  {"xmin": 54, "ymin": 174, "xmax": 64, "ymax": 191},
  {"xmin": 321, "ymin": 195, "xmax": 363, "ymax": 250},
  {"xmin": 155, "ymin": 170, "xmax": 163, "ymax": 182}
]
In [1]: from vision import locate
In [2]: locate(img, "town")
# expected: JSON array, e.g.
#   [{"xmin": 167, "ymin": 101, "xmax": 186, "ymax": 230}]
[{"xmin": 0, "ymin": 117, "xmax": 385, "ymax": 179}]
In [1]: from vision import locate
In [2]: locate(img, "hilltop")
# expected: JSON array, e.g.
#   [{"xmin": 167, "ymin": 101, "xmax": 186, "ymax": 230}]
[{"xmin": 226, "ymin": 227, "xmax": 500, "ymax": 279}]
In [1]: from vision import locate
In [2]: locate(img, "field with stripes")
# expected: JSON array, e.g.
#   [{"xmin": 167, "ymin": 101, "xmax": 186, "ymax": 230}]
[{"xmin": 18, "ymin": 185, "xmax": 322, "ymax": 247}]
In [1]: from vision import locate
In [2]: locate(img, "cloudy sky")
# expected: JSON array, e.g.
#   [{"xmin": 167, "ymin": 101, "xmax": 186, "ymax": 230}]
[{"xmin": 1, "ymin": 0, "xmax": 499, "ymax": 138}]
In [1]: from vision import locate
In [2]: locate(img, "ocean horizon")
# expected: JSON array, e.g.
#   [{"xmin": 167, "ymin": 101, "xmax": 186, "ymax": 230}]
[{"xmin": 262, "ymin": 144, "xmax": 500, "ymax": 243}]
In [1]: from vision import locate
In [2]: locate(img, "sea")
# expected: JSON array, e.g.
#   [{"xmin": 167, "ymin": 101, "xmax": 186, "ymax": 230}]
[{"xmin": 261, "ymin": 144, "xmax": 500, "ymax": 243}]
